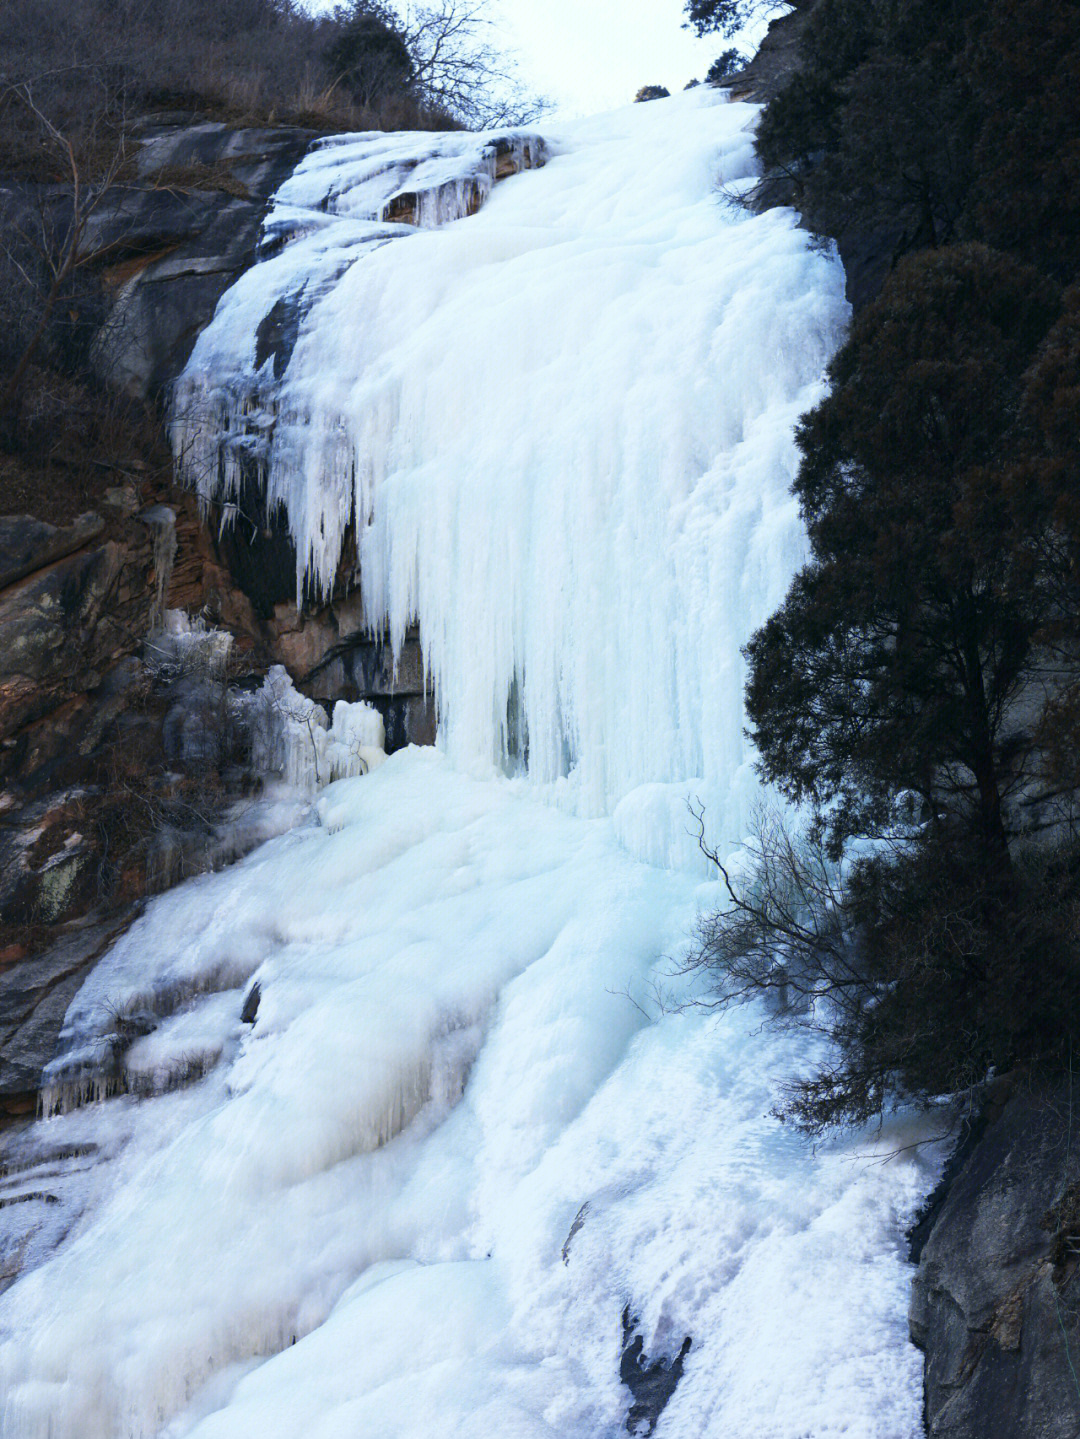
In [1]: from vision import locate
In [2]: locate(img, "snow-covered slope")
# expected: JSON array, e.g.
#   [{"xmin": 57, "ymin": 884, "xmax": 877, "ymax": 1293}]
[{"xmin": 0, "ymin": 90, "xmax": 940, "ymax": 1439}]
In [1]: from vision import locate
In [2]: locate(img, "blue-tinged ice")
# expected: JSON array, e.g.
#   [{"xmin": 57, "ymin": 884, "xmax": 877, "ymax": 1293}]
[{"xmin": 0, "ymin": 91, "xmax": 942, "ymax": 1439}]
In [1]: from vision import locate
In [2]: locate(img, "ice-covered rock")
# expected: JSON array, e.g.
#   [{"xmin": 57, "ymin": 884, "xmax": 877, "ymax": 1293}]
[
  {"xmin": 238, "ymin": 664, "xmax": 387, "ymax": 793},
  {"xmin": 0, "ymin": 90, "xmax": 939, "ymax": 1439}
]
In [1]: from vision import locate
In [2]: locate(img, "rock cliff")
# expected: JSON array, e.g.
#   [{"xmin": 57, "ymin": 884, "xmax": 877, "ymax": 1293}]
[
  {"xmin": 0, "ymin": 116, "xmax": 435, "ymax": 1120},
  {"xmin": 90, "ymin": 120, "xmax": 315, "ymax": 400},
  {"xmin": 715, "ymin": 0, "xmax": 902, "ymax": 311},
  {"xmin": 910, "ymin": 1080, "xmax": 1080, "ymax": 1438}
]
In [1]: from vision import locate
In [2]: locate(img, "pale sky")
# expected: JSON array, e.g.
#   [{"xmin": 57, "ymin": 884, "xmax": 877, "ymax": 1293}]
[
  {"xmin": 307, "ymin": 2, "xmax": 783, "ymax": 119},
  {"xmin": 493, "ymin": 0, "xmax": 774, "ymax": 115}
]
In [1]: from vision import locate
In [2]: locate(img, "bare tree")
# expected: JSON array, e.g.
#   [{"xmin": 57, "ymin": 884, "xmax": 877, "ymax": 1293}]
[
  {"xmin": 402, "ymin": 0, "xmax": 549, "ymax": 127},
  {"xmin": 680, "ymin": 802, "xmax": 859, "ymax": 1023},
  {"xmin": 0, "ymin": 79, "xmax": 130, "ymax": 440}
]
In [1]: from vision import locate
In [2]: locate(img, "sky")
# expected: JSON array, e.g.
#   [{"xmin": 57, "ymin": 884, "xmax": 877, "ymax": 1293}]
[
  {"xmin": 307, "ymin": 1, "xmax": 785, "ymax": 119},
  {"xmin": 492, "ymin": 0, "xmax": 779, "ymax": 115}
]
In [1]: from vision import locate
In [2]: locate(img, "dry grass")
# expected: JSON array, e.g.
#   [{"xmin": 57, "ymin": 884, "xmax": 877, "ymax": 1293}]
[
  {"xmin": 146, "ymin": 160, "xmax": 252, "ymax": 200},
  {"xmin": 0, "ymin": 365, "xmax": 169, "ymax": 525}
]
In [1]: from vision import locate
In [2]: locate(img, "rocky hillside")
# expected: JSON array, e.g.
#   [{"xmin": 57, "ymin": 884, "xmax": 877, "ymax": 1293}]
[{"xmin": 0, "ymin": 117, "xmax": 434, "ymax": 1123}]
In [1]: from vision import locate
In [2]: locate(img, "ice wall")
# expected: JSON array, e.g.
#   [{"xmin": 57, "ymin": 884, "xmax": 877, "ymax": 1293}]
[
  {"xmin": 172, "ymin": 89, "xmax": 848, "ymax": 838},
  {"xmin": 0, "ymin": 91, "xmax": 942, "ymax": 1439}
]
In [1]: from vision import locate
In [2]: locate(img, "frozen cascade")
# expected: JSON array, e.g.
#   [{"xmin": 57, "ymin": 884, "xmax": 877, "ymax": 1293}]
[
  {"xmin": 171, "ymin": 127, "xmax": 546, "ymax": 575},
  {"xmin": 1, "ymin": 91, "xmax": 943, "ymax": 1439},
  {"xmin": 145, "ymin": 609, "xmax": 235, "ymax": 679},
  {"xmin": 237, "ymin": 665, "xmax": 388, "ymax": 795},
  {"xmin": 172, "ymin": 89, "xmax": 845, "ymax": 836}
]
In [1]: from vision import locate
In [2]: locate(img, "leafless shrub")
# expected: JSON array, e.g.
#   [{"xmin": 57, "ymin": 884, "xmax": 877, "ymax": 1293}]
[
  {"xmin": 682, "ymin": 802, "xmax": 1080, "ymax": 1134},
  {"xmin": 0, "ymin": 0, "xmax": 543, "ymax": 164},
  {"xmin": 401, "ymin": 0, "xmax": 550, "ymax": 127},
  {"xmin": 680, "ymin": 802, "xmax": 857, "ymax": 1024}
]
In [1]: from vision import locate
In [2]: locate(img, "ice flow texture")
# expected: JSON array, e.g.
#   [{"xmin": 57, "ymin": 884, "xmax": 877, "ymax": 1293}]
[
  {"xmin": 0, "ymin": 92, "xmax": 933, "ymax": 1439},
  {"xmin": 0, "ymin": 753, "xmax": 938, "ymax": 1439},
  {"xmin": 172, "ymin": 90, "xmax": 848, "ymax": 826}
]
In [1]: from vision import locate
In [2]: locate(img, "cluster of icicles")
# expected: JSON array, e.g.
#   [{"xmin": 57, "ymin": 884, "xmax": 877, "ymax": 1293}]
[
  {"xmin": 168, "ymin": 99, "xmax": 844, "ymax": 827},
  {"xmin": 170, "ymin": 130, "xmax": 546, "ymax": 580},
  {"xmin": 149, "ymin": 610, "xmax": 388, "ymax": 794}
]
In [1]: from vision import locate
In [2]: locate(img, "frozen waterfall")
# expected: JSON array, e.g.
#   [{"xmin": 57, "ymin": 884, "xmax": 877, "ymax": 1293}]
[
  {"xmin": 172, "ymin": 88, "xmax": 844, "ymax": 833},
  {"xmin": 0, "ymin": 90, "xmax": 942, "ymax": 1439}
]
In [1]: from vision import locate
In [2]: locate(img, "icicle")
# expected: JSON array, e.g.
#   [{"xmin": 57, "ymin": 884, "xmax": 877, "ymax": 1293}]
[
  {"xmin": 171, "ymin": 129, "xmax": 547, "ymax": 607},
  {"xmin": 144, "ymin": 609, "xmax": 233, "ymax": 678},
  {"xmin": 139, "ymin": 505, "xmax": 177, "ymax": 630},
  {"xmin": 171, "ymin": 94, "xmax": 847, "ymax": 835},
  {"xmin": 38, "ymin": 974, "xmax": 250, "ymax": 1118},
  {"xmin": 235, "ymin": 666, "xmax": 387, "ymax": 794}
]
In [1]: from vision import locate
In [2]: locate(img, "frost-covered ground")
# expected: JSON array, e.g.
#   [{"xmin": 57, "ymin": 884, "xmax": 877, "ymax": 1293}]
[{"xmin": 1, "ymin": 89, "xmax": 941, "ymax": 1437}]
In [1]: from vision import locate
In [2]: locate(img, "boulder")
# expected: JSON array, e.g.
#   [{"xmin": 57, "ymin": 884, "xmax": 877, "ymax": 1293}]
[
  {"xmin": 714, "ymin": 2, "xmax": 816, "ymax": 106},
  {"xmin": 0, "ymin": 513, "xmax": 105, "ymax": 591}
]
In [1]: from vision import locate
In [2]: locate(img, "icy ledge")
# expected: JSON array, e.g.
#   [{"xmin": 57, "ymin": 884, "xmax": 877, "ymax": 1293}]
[
  {"xmin": 0, "ymin": 751, "xmax": 941, "ymax": 1439},
  {"xmin": 169, "ymin": 127, "xmax": 545, "ymax": 567}
]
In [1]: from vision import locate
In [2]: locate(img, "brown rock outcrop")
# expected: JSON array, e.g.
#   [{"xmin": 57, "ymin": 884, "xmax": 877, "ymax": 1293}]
[{"xmin": 0, "ymin": 116, "xmax": 440, "ymax": 1124}]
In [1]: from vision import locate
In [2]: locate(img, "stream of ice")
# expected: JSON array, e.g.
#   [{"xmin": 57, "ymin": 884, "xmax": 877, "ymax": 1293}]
[
  {"xmin": 0, "ymin": 89, "xmax": 941, "ymax": 1439},
  {"xmin": 171, "ymin": 89, "xmax": 843, "ymax": 831}
]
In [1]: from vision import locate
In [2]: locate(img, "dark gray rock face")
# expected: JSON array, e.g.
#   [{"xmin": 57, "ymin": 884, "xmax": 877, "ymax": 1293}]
[
  {"xmin": 0, "ymin": 916, "xmax": 135, "ymax": 1117},
  {"xmin": 0, "ymin": 513, "xmax": 105, "ymax": 591},
  {"xmin": 716, "ymin": 1, "xmax": 816, "ymax": 106},
  {"xmin": 0, "ymin": 515, "xmax": 147, "ymax": 740},
  {"xmin": 620, "ymin": 1306, "xmax": 692, "ymax": 1437},
  {"xmin": 911, "ymin": 1081, "xmax": 1080, "ymax": 1439},
  {"xmin": 89, "ymin": 121, "xmax": 315, "ymax": 399},
  {"xmin": 717, "ymin": 0, "xmax": 900, "ymax": 312}
]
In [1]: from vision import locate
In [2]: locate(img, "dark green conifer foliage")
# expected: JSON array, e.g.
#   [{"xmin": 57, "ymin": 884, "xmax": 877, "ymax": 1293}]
[
  {"xmin": 753, "ymin": 0, "xmax": 1080, "ymax": 284},
  {"xmin": 962, "ymin": 0, "xmax": 1080, "ymax": 281},
  {"xmin": 705, "ymin": 49, "xmax": 744, "ymax": 82},
  {"xmin": 324, "ymin": 3, "xmax": 415, "ymax": 107},
  {"xmin": 693, "ymin": 0, "xmax": 1080, "ymax": 1130},
  {"xmin": 684, "ymin": 0, "xmax": 754, "ymax": 37},
  {"xmin": 746, "ymin": 245, "xmax": 1061, "ymax": 859}
]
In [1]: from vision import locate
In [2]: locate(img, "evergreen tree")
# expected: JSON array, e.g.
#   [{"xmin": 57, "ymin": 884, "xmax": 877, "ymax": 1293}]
[
  {"xmin": 324, "ymin": 2, "xmax": 415, "ymax": 108},
  {"xmin": 745, "ymin": 245, "xmax": 1062, "ymax": 862},
  {"xmin": 694, "ymin": 0, "xmax": 1080, "ymax": 1129}
]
